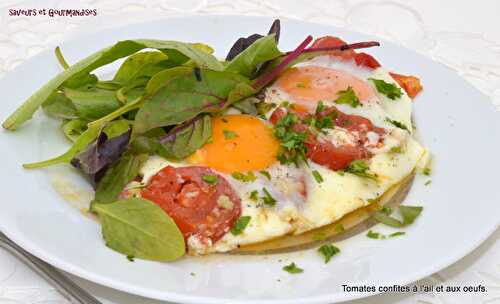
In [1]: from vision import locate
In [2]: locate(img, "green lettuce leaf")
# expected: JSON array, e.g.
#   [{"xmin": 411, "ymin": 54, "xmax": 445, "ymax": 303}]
[{"xmin": 2, "ymin": 40, "xmax": 222, "ymax": 130}]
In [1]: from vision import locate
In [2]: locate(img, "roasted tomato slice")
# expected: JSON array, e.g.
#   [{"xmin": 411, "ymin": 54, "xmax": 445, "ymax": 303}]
[
  {"xmin": 141, "ymin": 166, "xmax": 241, "ymax": 244},
  {"xmin": 270, "ymin": 106, "xmax": 385, "ymax": 171},
  {"xmin": 390, "ymin": 72, "xmax": 423, "ymax": 99},
  {"xmin": 311, "ymin": 36, "xmax": 356, "ymax": 60},
  {"xmin": 354, "ymin": 52, "xmax": 381, "ymax": 69}
]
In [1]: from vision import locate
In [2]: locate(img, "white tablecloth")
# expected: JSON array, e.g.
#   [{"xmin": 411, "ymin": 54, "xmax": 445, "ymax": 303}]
[{"xmin": 0, "ymin": 1, "xmax": 499, "ymax": 303}]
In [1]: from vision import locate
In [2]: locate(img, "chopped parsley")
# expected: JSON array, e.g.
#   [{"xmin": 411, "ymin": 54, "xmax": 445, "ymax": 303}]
[
  {"xmin": 422, "ymin": 167, "xmax": 431, "ymax": 176},
  {"xmin": 223, "ymin": 129, "xmax": 238, "ymax": 139},
  {"xmin": 232, "ymin": 171, "xmax": 257, "ymax": 182},
  {"xmin": 126, "ymin": 255, "xmax": 135, "ymax": 262},
  {"xmin": 262, "ymin": 187, "xmax": 277, "ymax": 207},
  {"xmin": 385, "ymin": 117, "xmax": 409, "ymax": 131},
  {"xmin": 312, "ymin": 232, "xmax": 327, "ymax": 241},
  {"xmin": 312, "ymin": 170, "xmax": 324, "ymax": 183},
  {"xmin": 296, "ymin": 82, "xmax": 306, "ymax": 88},
  {"xmin": 424, "ymin": 180, "xmax": 432, "ymax": 186},
  {"xmin": 367, "ymin": 230, "xmax": 405, "ymax": 239},
  {"xmin": 345, "ymin": 160, "xmax": 377, "ymax": 180},
  {"xmin": 318, "ymin": 244, "xmax": 340, "ymax": 263},
  {"xmin": 273, "ymin": 112, "xmax": 308, "ymax": 166},
  {"xmin": 335, "ymin": 224, "xmax": 345, "ymax": 233},
  {"xmin": 315, "ymin": 101, "xmax": 326, "ymax": 114},
  {"xmin": 282, "ymin": 262, "xmax": 303, "ymax": 274},
  {"xmin": 256, "ymin": 102, "xmax": 276, "ymax": 115},
  {"xmin": 230, "ymin": 216, "xmax": 251, "ymax": 235},
  {"xmin": 390, "ymin": 146, "xmax": 403, "ymax": 153},
  {"xmin": 259, "ymin": 170, "xmax": 271, "ymax": 180},
  {"xmin": 369, "ymin": 78, "xmax": 403, "ymax": 100},
  {"xmin": 202, "ymin": 175, "xmax": 218, "ymax": 185},
  {"xmin": 367, "ymin": 230, "xmax": 384, "ymax": 239},
  {"xmin": 334, "ymin": 86, "xmax": 360, "ymax": 108},
  {"xmin": 389, "ymin": 231, "xmax": 406, "ymax": 238},
  {"xmin": 249, "ymin": 190, "xmax": 259, "ymax": 201},
  {"xmin": 314, "ymin": 115, "xmax": 334, "ymax": 130}
]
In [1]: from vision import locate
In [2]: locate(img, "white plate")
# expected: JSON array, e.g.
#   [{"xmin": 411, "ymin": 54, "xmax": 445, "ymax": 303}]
[{"xmin": 0, "ymin": 15, "xmax": 499, "ymax": 304}]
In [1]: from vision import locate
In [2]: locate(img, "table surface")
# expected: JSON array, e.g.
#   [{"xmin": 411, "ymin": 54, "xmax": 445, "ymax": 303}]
[{"xmin": 0, "ymin": 0, "xmax": 499, "ymax": 303}]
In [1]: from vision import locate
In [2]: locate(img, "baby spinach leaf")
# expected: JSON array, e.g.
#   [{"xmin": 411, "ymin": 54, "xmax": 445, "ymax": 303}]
[
  {"xmin": 94, "ymin": 197, "xmax": 185, "ymax": 262},
  {"xmin": 62, "ymin": 119, "xmax": 88, "ymax": 142},
  {"xmin": 224, "ymin": 34, "xmax": 282, "ymax": 78},
  {"xmin": 113, "ymin": 51, "xmax": 168, "ymax": 84},
  {"xmin": 70, "ymin": 128, "xmax": 131, "ymax": 177},
  {"xmin": 63, "ymin": 88, "xmax": 121, "ymax": 121},
  {"xmin": 2, "ymin": 40, "xmax": 222, "ymax": 130},
  {"xmin": 134, "ymin": 68, "xmax": 248, "ymax": 134},
  {"xmin": 226, "ymin": 82, "xmax": 258, "ymax": 106},
  {"xmin": 42, "ymin": 91, "xmax": 78, "ymax": 119},
  {"xmin": 92, "ymin": 152, "xmax": 148, "ymax": 206},
  {"xmin": 158, "ymin": 114, "xmax": 212, "ymax": 159}
]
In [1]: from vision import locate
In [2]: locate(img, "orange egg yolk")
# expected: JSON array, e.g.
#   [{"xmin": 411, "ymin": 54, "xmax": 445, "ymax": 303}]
[
  {"xmin": 275, "ymin": 66, "xmax": 376, "ymax": 108},
  {"xmin": 188, "ymin": 115, "xmax": 279, "ymax": 173}
]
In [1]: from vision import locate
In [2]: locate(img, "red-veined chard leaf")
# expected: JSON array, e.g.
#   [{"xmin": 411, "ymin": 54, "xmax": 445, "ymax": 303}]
[
  {"xmin": 133, "ymin": 68, "xmax": 249, "ymax": 134},
  {"xmin": 2, "ymin": 40, "xmax": 221, "ymax": 130}
]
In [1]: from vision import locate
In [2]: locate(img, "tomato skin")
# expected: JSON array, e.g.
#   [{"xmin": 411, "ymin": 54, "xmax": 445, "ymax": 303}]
[
  {"xmin": 389, "ymin": 72, "xmax": 423, "ymax": 99},
  {"xmin": 269, "ymin": 106, "xmax": 385, "ymax": 171},
  {"xmin": 141, "ymin": 166, "xmax": 241, "ymax": 244},
  {"xmin": 354, "ymin": 52, "xmax": 381, "ymax": 69},
  {"xmin": 311, "ymin": 36, "xmax": 356, "ymax": 60},
  {"xmin": 306, "ymin": 140, "xmax": 369, "ymax": 171}
]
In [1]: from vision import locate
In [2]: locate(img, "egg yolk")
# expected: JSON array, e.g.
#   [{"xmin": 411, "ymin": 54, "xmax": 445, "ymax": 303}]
[
  {"xmin": 188, "ymin": 115, "xmax": 279, "ymax": 173},
  {"xmin": 275, "ymin": 66, "xmax": 375, "ymax": 106}
]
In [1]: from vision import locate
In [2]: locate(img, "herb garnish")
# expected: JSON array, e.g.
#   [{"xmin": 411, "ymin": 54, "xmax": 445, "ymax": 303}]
[
  {"xmin": 335, "ymin": 224, "xmax": 345, "ymax": 233},
  {"xmin": 259, "ymin": 170, "xmax": 271, "ymax": 180},
  {"xmin": 230, "ymin": 216, "xmax": 251, "ymax": 235},
  {"xmin": 344, "ymin": 160, "xmax": 377, "ymax": 180},
  {"xmin": 424, "ymin": 180, "xmax": 432, "ymax": 186},
  {"xmin": 283, "ymin": 262, "xmax": 303, "ymax": 274},
  {"xmin": 232, "ymin": 171, "xmax": 257, "ymax": 182},
  {"xmin": 385, "ymin": 118, "xmax": 409, "ymax": 131},
  {"xmin": 367, "ymin": 230, "xmax": 406, "ymax": 239},
  {"xmin": 202, "ymin": 174, "xmax": 218, "ymax": 185},
  {"xmin": 312, "ymin": 170, "xmax": 324, "ymax": 183},
  {"xmin": 273, "ymin": 112, "xmax": 308, "ymax": 166},
  {"xmin": 422, "ymin": 167, "xmax": 431, "ymax": 176},
  {"xmin": 262, "ymin": 187, "xmax": 277, "ymax": 207},
  {"xmin": 369, "ymin": 78, "xmax": 403, "ymax": 100},
  {"xmin": 223, "ymin": 129, "xmax": 238, "ymax": 139},
  {"xmin": 318, "ymin": 244, "xmax": 340, "ymax": 263},
  {"xmin": 334, "ymin": 86, "xmax": 360, "ymax": 108},
  {"xmin": 249, "ymin": 190, "xmax": 259, "ymax": 201}
]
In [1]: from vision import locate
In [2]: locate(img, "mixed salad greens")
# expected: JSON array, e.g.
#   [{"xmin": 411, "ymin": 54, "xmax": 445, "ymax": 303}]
[{"xmin": 2, "ymin": 20, "xmax": 383, "ymax": 261}]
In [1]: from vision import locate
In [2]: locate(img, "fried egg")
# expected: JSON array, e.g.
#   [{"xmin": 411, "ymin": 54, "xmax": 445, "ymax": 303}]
[{"xmin": 137, "ymin": 54, "xmax": 426, "ymax": 255}]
